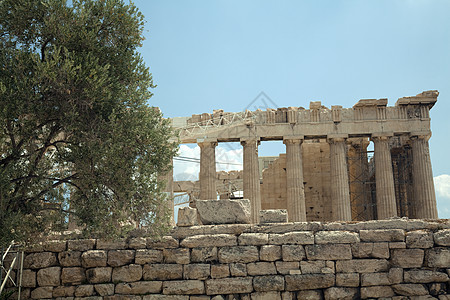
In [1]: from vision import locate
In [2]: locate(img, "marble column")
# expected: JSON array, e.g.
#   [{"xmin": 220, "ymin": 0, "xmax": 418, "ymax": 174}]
[
  {"xmin": 198, "ymin": 140, "xmax": 217, "ymax": 200},
  {"xmin": 328, "ymin": 136, "xmax": 352, "ymax": 221},
  {"xmin": 241, "ymin": 138, "xmax": 261, "ymax": 224},
  {"xmin": 411, "ymin": 135, "xmax": 438, "ymax": 219},
  {"xmin": 164, "ymin": 162, "xmax": 175, "ymax": 225},
  {"xmin": 283, "ymin": 137, "xmax": 306, "ymax": 222},
  {"xmin": 372, "ymin": 135, "xmax": 397, "ymax": 219}
]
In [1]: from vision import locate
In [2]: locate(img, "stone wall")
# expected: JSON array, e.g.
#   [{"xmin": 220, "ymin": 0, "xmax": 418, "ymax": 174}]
[{"xmin": 12, "ymin": 219, "xmax": 450, "ymax": 299}]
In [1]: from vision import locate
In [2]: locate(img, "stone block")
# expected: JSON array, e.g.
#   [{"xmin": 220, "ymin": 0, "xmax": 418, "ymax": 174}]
[
  {"xmin": 285, "ymin": 273, "xmax": 335, "ymax": 290},
  {"xmin": 389, "ymin": 241, "xmax": 406, "ymax": 248},
  {"xmin": 128, "ymin": 237, "xmax": 147, "ymax": 249},
  {"xmin": 426, "ymin": 247, "xmax": 450, "ymax": 268},
  {"xmin": 230, "ymin": 263, "xmax": 247, "ymax": 276},
  {"xmin": 108, "ymin": 250, "xmax": 135, "ymax": 267},
  {"xmin": 81, "ymin": 250, "xmax": 107, "ymax": 268},
  {"xmin": 164, "ymin": 248, "xmax": 190, "ymax": 264},
  {"xmin": 163, "ymin": 280, "xmax": 205, "ymax": 295},
  {"xmin": 30, "ymin": 286, "xmax": 53, "ymax": 299},
  {"xmin": 392, "ymin": 284, "xmax": 428, "ymax": 296},
  {"xmin": 275, "ymin": 261, "xmax": 299, "ymax": 275},
  {"xmin": 361, "ymin": 272, "xmax": 390, "ymax": 286},
  {"xmin": 388, "ymin": 267, "xmax": 403, "ymax": 284},
  {"xmin": 296, "ymin": 290, "xmax": 323, "ymax": 300},
  {"xmin": 430, "ymin": 283, "xmax": 447, "ymax": 296},
  {"xmin": 259, "ymin": 209, "xmax": 288, "ymax": 224},
  {"xmin": 324, "ymin": 287, "xmax": 358, "ymax": 300},
  {"xmin": 112, "ymin": 264, "xmax": 142, "ymax": 282},
  {"xmin": 211, "ymin": 264, "xmax": 230, "ymax": 278},
  {"xmin": 434, "ymin": 229, "xmax": 450, "ymax": 246},
  {"xmin": 147, "ymin": 236, "xmax": 179, "ymax": 249},
  {"xmin": 300, "ymin": 261, "xmax": 326, "ymax": 274},
  {"xmin": 24, "ymin": 252, "xmax": 57, "ymax": 269},
  {"xmin": 391, "ymin": 249, "xmax": 424, "ymax": 268},
  {"xmin": 251, "ymin": 291, "xmax": 282, "ymax": 300},
  {"xmin": 94, "ymin": 283, "xmax": 115, "ymax": 296},
  {"xmin": 404, "ymin": 270, "xmax": 449, "ymax": 283},
  {"xmin": 351, "ymin": 242, "xmax": 389, "ymax": 258},
  {"xmin": 181, "ymin": 234, "xmax": 237, "ymax": 248},
  {"xmin": 191, "ymin": 247, "xmax": 218, "ymax": 263},
  {"xmin": 238, "ymin": 233, "xmax": 269, "ymax": 245},
  {"xmin": 305, "ymin": 244, "xmax": 352, "ymax": 260},
  {"xmin": 359, "ymin": 229, "xmax": 405, "ymax": 242},
  {"xmin": 282, "ymin": 245, "xmax": 306, "ymax": 261},
  {"xmin": 96, "ymin": 239, "xmax": 127, "ymax": 250},
  {"xmin": 74, "ymin": 284, "xmax": 94, "ymax": 297},
  {"xmin": 335, "ymin": 259, "xmax": 389, "ymax": 273},
  {"xmin": 86, "ymin": 267, "xmax": 112, "ymax": 283},
  {"xmin": 205, "ymin": 278, "xmax": 253, "ymax": 295},
  {"xmin": 143, "ymin": 264, "xmax": 183, "ymax": 280},
  {"xmin": 218, "ymin": 246, "xmax": 259, "ymax": 263},
  {"xmin": 260, "ymin": 245, "xmax": 281, "ymax": 261},
  {"xmin": 52, "ymin": 285, "xmax": 75, "ymax": 297},
  {"xmin": 196, "ymin": 199, "xmax": 251, "ymax": 224},
  {"xmin": 360, "ymin": 286, "xmax": 394, "ymax": 299},
  {"xmin": 177, "ymin": 207, "xmax": 199, "ymax": 227},
  {"xmin": 183, "ymin": 264, "xmax": 210, "ymax": 279},
  {"xmin": 247, "ymin": 262, "xmax": 277, "ymax": 275},
  {"xmin": 135, "ymin": 249, "xmax": 163, "ymax": 264},
  {"xmin": 61, "ymin": 267, "xmax": 86, "ymax": 285},
  {"xmin": 115, "ymin": 281, "xmax": 163, "ymax": 294},
  {"xmin": 336, "ymin": 273, "xmax": 359, "ymax": 287},
  {"xmin": 36, "ymin": 266, "xmax": 60, "ymax": 286},
  {"xmin": 281, "ymin": 291, "xmax": 295, "ymax": 300},
  {"xmin": 315, "ymin": 231, "xmax": 359, "ymax": 244},
  {"xmin": 253, "ymin": 275, "xmax": 284, "ymax": 292},
  {"xmin": 22, "ymin": 269, "xmax": 36, "ymax": 288},
  {"xmin": 406, "ymin": 230, "xmax": 434, "ymax": 248},
  {"xmin": 43, "ymin": 240, "xmax": 66, "ymax": 252},
  {"xmin": 67, "ymin": 239, "xmax": 96, "ymax": 251},
  {"xmin": 269, "ymin": 232, "xmax": 314, "ymax": 245},
  {"xmin": 58, "ymin": 251, "xmax": 82, "ymax": 266},
  {"xmin": 143, "ymin": 295, "xmax": 189, "ymax": 300}
]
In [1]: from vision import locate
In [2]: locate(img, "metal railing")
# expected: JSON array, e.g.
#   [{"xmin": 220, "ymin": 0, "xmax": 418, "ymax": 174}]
[{"xmin": 0, "ymin": 241, "xmax": 24, "ymax": 299}]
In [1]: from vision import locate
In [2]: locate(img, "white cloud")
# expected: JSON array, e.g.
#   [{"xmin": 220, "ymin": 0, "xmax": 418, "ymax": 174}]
[{"xmin": 435, "ymin": 174, "xmax": 450, "ymax": 219}]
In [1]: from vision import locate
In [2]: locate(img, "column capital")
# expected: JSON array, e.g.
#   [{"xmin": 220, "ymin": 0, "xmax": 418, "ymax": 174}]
[
  {"xmin": 327, "ymin": 134, "xmax": 348, "ymax": 144},
  {"xmin": 283, "ymin": 135, "xmax": 304, "ymax": 145},
  {"xmin": 240, "ymin": 137, "xmax": 260, "ymax": 146},
  {"xmin": 347, "ymin": 137, "xmax": 370, "ymax": 149},
  {"xmin": 197, "ymin": 138, "xmax": 218, "ymax": 148},
  {"xmin": 371, "ymin": 132, "xmax": 393, "ymax": 142},
  {"xmin": 410, "ymin": 131, "xmax": 431, "ymax": 141}
]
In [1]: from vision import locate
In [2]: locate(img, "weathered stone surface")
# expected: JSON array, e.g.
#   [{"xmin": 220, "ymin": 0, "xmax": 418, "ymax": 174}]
[
  {"xmin": 82, "ymin": 250, "xmax": 107, "ymax": 268},
  {"xmin": 43, "ymin": 240, "xmax": 66, "ymax": 252},
  {"xmin": 115, "ymin": 281, "xmax": 162, "ymax": 294},
  {"xmin": 260, "ymin": 245, "xmax": 281, "ymax": 261},
  {"xmin": 24, "ymin": 252, "xmax": 57, "ymax": 269},
  {"xmin": 392, "ymin": 284, "xmax": 428, "ymax": 296},
  {"xmin": 251, "ymin": 291, "xmax": 282, "ymax": 300},
  {"xmin": 147, "ymin": 236, "xmax": 179, "ymax": 249},
  {"xmin": 196, "ymin": 199, "xmax": 251, "ymax": 224},
  {"xmin": 238, "ymin": 233, "xmax": 269, "ymax": 245},
  {"xmin": 30, "ymin": 286, "xmax": 53, "ymax": 299},
  {"xmin": 359, "ymin": 229, "xmax": 405, "ymax": 242},
  {"xmin": 404, "ymin": 270, "xmax": 449, "ymax": 283},
  {"xmin": 94, "ymin": 283, "xmax": 115, "ymax": 296},
  {"xmin": 336, "ymin": 273, "xmax": 359, "ymax": 287},
  {"xmin": 183, "ymin": 264, "xmax": 210, "ymax": 279},
  {"xmin": 282, "ymin": 245, "xmax": 306, "ymax": 261},
  {"xmin": 128, "ymin": 237, "xmax": 147, "ymax": 249},
  {"xmin": 163, "ymin": 280, "xmax": 204, "ymax": 295},
  {"xmin": 305, "ymin": 244, "xmax": 352, "ymax": 260},
  {"xmin": 205, "ymin": 278, "xmax": 253, "ymax": 295},
  {"xmin": 191, "ymin": 247, "xmax": 218, "ymax": 263},
  {"xmin": 253, "ymin": 275, "xmax": 285, "ymax": 292},
  {"xmin": 74, "ymin": 284, "xmax": 94, "ymax": 297},
  {"xmin": 269, "ymin": 232, "xmax": 314, "ymax": 245},
  {"xmin": 181, "ymin": 234, "xmax": 237, "ymax": 248},
  {"xmin": 430, "ymin": 283, "xmax": 447, "ymax": 296},
  {"xmin": 315, "ymin": 231, "xmax": 359, "ymax": 244},
  {"xmin": 218, "ymin": 246, "xmax": 259, "ymax": 263},
  {"xmin": 391, "ymin": 249, "xmax": 424, "ymax": 268},
  {"xmin": 389, "ymin": 241, "xmax": 406, "ymax": 248},
  {"xmin": 211, "ymin": 264, "xmax": 230, "ymax": 278},
  {"xmin": 86, "ymin": 267, "xmax": 112, "ymax": 283},
  {"xmin": 247, "ymin": 262, "xmax": 276, "ymax": 275},
  {"xmin": 285, "ymin": 273, "xmax": 335, "ymax": 290},
  {"xmin": 297, "ymin": 290, "xmax": 322, "ymax": 300},
  {"xmin": 324, "ymin": 287, "xmax": 358, "ymax": 300},
  {"xmin": 143, "ymin": 264, "xmax": 183, "ymax": 280},
  {"xmin": 360, "ymin": 286, "xmax": 394, "ymax": 299},
  {"xmin": 135, "ymin": 249, "xmax": 163, "ymax": 264},
  {"xmin": 58, "ymin": 251, "xmax": 82, "ymax": 267},
  {"xmin": 361, "ymin": 272, "xmax": 390, "ymax": 286},
  {"xmin": 335, "ymin": 259, "xmax": 389, "ymax": 273},
  {"xmin": 177, "ymin": 207, "xmax": 199, "ymax": 227},
  {"xmin": 108, "ymin": 250, "xmax": 135, "ymax": 267},
  {"xmin": 388, "ymin": 267, "xmax": 403, "ymax": 284},
  {"xmin": 96, "ymin": 239, "xmax": 127, "ymax": 250},
  {"xmin": 61, "ymin": 267, "xmax": 86, "ymax": 285},
  {"xmin": 406, "ymin": 230, "xmax": 434, "ymax": 248},
  {"xmin": 22, "ymin": 269, "xmax": 36, "ymax": 288},
  {"xmin": 36, "ymin": 266, "xmax": 60, "ymax": 286},
  {"xmin": 275, "ymin": 261, "xmax": 300, "ymax": 275},
  {"xmin": 112, "ymin": 264, "xmax": 142, "ymax": 282},
  {"xmin": 164, "ymin": 248, "xmax": 190, "ymax": 264},
  {"xmin": 67, "ymin": 239, "xmax": 96, "ymax": 251},
  {"xmin": 434, "ymin": 229, "xmax": 450, "ymax": 246},
  {"xmin": 300, "ymin": 261, "xmax": 327, "ymax": 274},
  {"xmin": 426, "ymin": 247, "xmax": 450, "ymax": 267},
  {"xmin": 351, "ymin": 242, "xmax": 389, "ymax": 258},
  {"xmin": 259, "ymin": 209, "xmax": 288, "ymax": 224},
  {"xmin": 230, "ymin": 263, "xmax": 247, "ymax": 277},
  {"xmin": 52, "ymin": 285, "xmax": 75, "ymax": 297},
  {"xmin": 143, "ymin": 295, "xmax": 189, "ymax": 300}
]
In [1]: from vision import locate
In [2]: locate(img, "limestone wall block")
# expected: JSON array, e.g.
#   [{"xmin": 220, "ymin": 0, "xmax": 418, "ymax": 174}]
[
  {"xmin": 282, "ymin": 245, "xmax": 306, "ymax": 262},
  {"xmin": 36, "ymin": 266, "xmax": 60, "ymax": 286},
  {"xmin": 74, "ymin": 284, "xmax": 94, "ymax": 297},
  {"xmin": 143, "ymin": 264, "xmax": 183, "ymax": 280},
  {"xmin": 68, "ymin": 239, "xmax": 96, "ymax": 251},
  {"xmin": 205, "ymin": 278, "xmax": 253, "ymax": 295},
  {"xmin": 238, "ymin": 233, "xmax": 269, "ymax": 245},
  {"xmin": 183, "ymin": 264, "xmax": 210, "ymax": 280},
  {"xmin": 359, "ymin": 229, "xmax": 405, "ymax": 242},
  {"xmin": 406, "ymin": 230, "xmax": 434, "ymax": 248},
  {"xmin": 430, "ymin": 282, "xmax": 447, "ymax": 295},
  {"xmin": 300, "ymin": 261, "xmax": 329, "ymax": 274},
  {"xmin": 362, "ymin": 219, "xmax": 408, "ymax": 230},
  {"xmin": 61, "ymin": 267, "xmax": 86, "ymax": 285},
  {"xmin": 285, "ymin": 273, "xmax": 335, "ymax": 290},
  {"xmin": 259, "ymin": 209, "xmax": 288, "ymax": 224},
  {"xmin": 426, "ymin": 247, "xmax": 450, "ymax": 268},
  {"xmin": 43, "ymin": 240, "xmax": 66, "ymax": 252},
  {"xmin": 392, "ymin": 283, "xmax": 429, "ymax": 296},
  {"xmin": 162, "ymin": 280, "xmax": 205, "ymax": 295},
  {"xmin": 434, "ymin": 229, "xmax": 450, "ymax": 246},
  {"xmin": 115, "ymin": 281, "xmax": 162, "ymax": 294},
  {"xmin": 181, "ymin": 234, "xmax": 237, "ymax": 248},
  {"xmin": 335, "ymin": 259, "xmax": 389, "ymax": 273},
  {"xmin": 81, "ymin": 250, "xmax": 107, "ymax": 268},
  {"xmin": 253, "ymin": 222, "xmax": 322, "ymax": 234},
  {"xmin": 251, "ymin": 291, "xmax": 282, "ymax": 300},
  {"xmin": 297, "ymin": 290, "xmax": 323, "ymax": 299},
  {"xmin": 253, "ymin": 275, "xmax": 285, "ymax": 292},
  {"xmin": 58, "ymin": 251, "xmax": 82, "ymax": 266},
  {"xmin": 143, "ymin": 294, "xmax": 189, "ymax": 300},
  {"xmin": 30, "ymin": 286, "xmax": 53, "ymax": 299},
  {"xmin": 211, "ymin": 264, "xmax": 230, "ymax": 278},
  {"xmin": 314, "ymin": 231, "xmax": 359, "ymax": 244},
  {"xmin": 269, "ymin": 232, "xmax": 314, "ymax": 245},
  {"xmin": 351, "ymin": 242, "xmax": 389, "ymax": 259},
  {"xmin": 335, "ymin": 273, "xmax": 359, "ymax": 287},
  {"xmin": 218, "ymin": 246, "xmax": 259, "ymax": 263},
  {"xmin": 247, "ymin": 262, "xmax": 277, "ymax": 276},
  {"xmin": 177, "ymin": 207, "xmax": 199, "ymax": 227},
  {"xmin": 391, "ymin": 249, "xmax": 424, "ymax": 268},
  {"xmin": 52, "ymin": 285, "xmax": 75, "ymax": 297},
  {"xmin": 404, "ymin": 269, "xmax": 449, "ymax": 283},
  {"xmin": 135, "ymin": 249, "xmax": 163, "ymax": 264},
  {"xmin": 202, "ymin": 224, "xmax": 250, "ymax": 236},
  {"xmin": 275, "ymin": 261, "xmax": 299, "ymax": 275},
  {"xmin": 108, "ymin": 249, "xmax": 135, "ymax": 267},
  {"xmin": 360, "ymin": 286, "xmax": 395, "ymax": 299},
  {"xmin": 24, "ymin": 252, "xmax": 57, "ymax": 269},
  {"xmin": 21, "ymin": 269, "xmax": 36, "ymax": 288},
  {"xmin": 196, "ymin": 199, "xmax": 251, "ymax": 224},
  {"xmin": 86, "ymin": 267, "xmax": 112, "ymax": 283},
  {"xmin": 191, "ymin": 247, "xmax": 218, "ymax": 263},
  {"xmin": 324, "ymin": 287, "xmax": 359, "ymax": 300},
  {"xmin": 389, "ymin": 241, "xmax": 406, "ymax": 249},
  {"xmin": 94, "ymin": 283, "xmax": 115, "ymax": 296},
  {"xmin": 388, "ymin": 267, "xmax": 403, "ymax": 284},
  {"xmin": 128, "ymin": 237, "xmax": 147, "ymax": 249},
  {"xmin": 260, "ymin": 245, "xmax": 281, "ymax": 261},
  {"xmin": 147, "ymin": 236, "xmax": 179, "ymax": 249},
  {"xmin": 163, "ymin": 248, "xmax": 190, "ymax": 264},
  {"xmin": 360, "ymin": 272, "xmax": 390, "ymax": 286},
  {"xmin": 305, "ymin": 244, "xmax": 352, "ymax": 260},
  {"xmin": 112, "ymin": 264, "xmax": 142, "ymax": 282},
  {"xmin": 229, "ymin": 263, "xmax": 247, "ymax": 276},
  {"xmin": 96, "ymin": 239, "xmax": 127, "ymax": 250}
]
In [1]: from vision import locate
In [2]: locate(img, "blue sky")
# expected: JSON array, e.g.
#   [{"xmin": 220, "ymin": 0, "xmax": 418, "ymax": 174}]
[{"xmin": 133, "ymin": 0, "xmax": 450, "ymax": 217}]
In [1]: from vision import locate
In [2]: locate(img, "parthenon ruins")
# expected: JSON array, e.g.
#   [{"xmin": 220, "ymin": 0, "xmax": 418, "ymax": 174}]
[{"xmin": 170, "ymin": 90, "xmax": 439, "ymax": 223}]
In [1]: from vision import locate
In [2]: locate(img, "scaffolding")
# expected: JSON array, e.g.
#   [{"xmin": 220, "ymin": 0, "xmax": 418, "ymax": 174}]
[{"xmin": 0, "ymin": 241, "xmax": 24, "ymax": 300}]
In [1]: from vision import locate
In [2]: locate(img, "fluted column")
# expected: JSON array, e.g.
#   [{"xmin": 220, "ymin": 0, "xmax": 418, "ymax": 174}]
[
  {"xmin": 198, "ymin": 140, "xmax": 217, "ymax": 200},
  {"xmin": 283, "ymin": 137, "xmax": 306, "ymax": 222},
  {"xmin": 328, "ymin": 136, "xmax": 352, "ymax": 221},
  {"xmin": 372, "ymin": 134, "xmax": 397, "ymax": 219},
  {"xmin": 164, "ymin": 161, "xmax": 175, "ymax": 225},
  {"xmin": 241, "ymin": 138, "xmax": 261, "ymax": 223},
  {"xmin": 411, "ymin": 134, "xmax": 438, "ymax": 219}
]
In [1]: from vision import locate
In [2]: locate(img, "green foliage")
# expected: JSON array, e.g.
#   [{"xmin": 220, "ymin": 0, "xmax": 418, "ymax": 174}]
[{"xmin": 0, "ymin": 0, "xmax": 178, "ymax": 247}]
